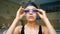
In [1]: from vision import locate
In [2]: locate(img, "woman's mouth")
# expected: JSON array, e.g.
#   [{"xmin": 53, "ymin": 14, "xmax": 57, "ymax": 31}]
[{"xmin": 29, "ymin": 16, "xmax": 34, "ymax": 19}]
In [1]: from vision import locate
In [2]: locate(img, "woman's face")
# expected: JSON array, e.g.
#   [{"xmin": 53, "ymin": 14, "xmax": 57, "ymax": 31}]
[{"xmin": 25, "ymin": 6, "xmax": 38, "ymax": 21}]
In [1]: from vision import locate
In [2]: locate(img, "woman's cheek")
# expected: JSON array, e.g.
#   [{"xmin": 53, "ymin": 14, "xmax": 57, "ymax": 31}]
[
  {"xmin": 26, "ymin": 14, "xmax": 29, "ymax": 20},
  {"xmin": 34, "ymin": 14, "xmax": 36, "ymax": 18}
]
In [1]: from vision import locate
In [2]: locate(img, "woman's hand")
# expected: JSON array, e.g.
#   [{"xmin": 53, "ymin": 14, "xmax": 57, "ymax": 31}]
[
  {"xmin": 16, "ymin": 6, "xmax": 25, "ymax": 20},
  {"xmin": 6, "ymin": 6, "xmax": 25, "ymax": 34},
  {"xmin": 37, "ymin": 9, "xmax": 57, "ymax": 34},
  {"xmin": 37, "ymin": 9, "xmax": 47, "ymax": 20}
]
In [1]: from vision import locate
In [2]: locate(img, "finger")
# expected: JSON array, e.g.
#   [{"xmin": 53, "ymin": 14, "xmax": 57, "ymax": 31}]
[
  {"xmin": 18, "ymin": 6, "xmax": 22, "ymax": 11},
  {"xmin": 37, "ymin": 9, "xmax": 43, "ymax": 15},
  {"xmin": 19, "ymin": 6, "xmax": 22, "ymax": 9},
  {"xmin": 21, "ymin": 12, "xmax": 25, "ymax": 16},
  {"xmin": 17, "ymin": 6, "xmax": 22, "ymax": 13},
  {"xmin": 20, "ymin": 6, "xmax": 25, "ymax": 12},
  {"xmin": 37, "ymin": 9, "xmax": 45, "ymax": 13},
  {"xmin": 37, "ymin": 9, "xmax": 45, "ymax": 12},
  {"xmin": 20, "ymin": 6, "xmax": 25, "ymax": 11},
  {"xmin": 17, "ymin": 6, "xmax": 25, "ymax": 14},
  {"xmin": 37, "ymin": 12, "xmax": 42, "ymax": 17}
]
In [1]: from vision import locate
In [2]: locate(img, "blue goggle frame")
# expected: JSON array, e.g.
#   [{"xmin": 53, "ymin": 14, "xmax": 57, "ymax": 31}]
[{"xmin": 24, "ymin": 10, "xmax": 38, "ymax": 13}]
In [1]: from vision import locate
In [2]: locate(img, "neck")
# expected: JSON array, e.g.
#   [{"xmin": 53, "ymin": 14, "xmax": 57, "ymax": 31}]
[{"xmin": 26, "ymin": 21, "xmax": 37, "ymax": 28}]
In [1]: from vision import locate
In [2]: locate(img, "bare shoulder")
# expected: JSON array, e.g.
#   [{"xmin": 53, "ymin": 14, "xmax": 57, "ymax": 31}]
[
  {"xmin": 41, "ymin": 25, "xmax": 49, "ymax": 34},
  {"xmin": 42, "ymin": 25, "xmax": 48, "ymax": 30},
  {"xmin": 16, "ymin": 25, "xmax": 23, "ymax": 32},
  {"xmin": 13, "ymin": 25, "xmax": 23, "ymax": 34}
]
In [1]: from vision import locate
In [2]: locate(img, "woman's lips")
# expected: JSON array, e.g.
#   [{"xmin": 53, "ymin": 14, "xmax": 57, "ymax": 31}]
[{"xmin": 29, "ymin": 16, "xmax": 34, "ymax": 19}]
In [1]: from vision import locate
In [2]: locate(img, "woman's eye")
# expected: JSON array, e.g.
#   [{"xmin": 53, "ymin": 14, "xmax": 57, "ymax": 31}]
[
  {"xmin": 33, "ymin": 10, "xmax": 38, "ymax": 12},
  {"xmin": 25, "ymin": 10, "xmax": 29, "ymax": 13}
]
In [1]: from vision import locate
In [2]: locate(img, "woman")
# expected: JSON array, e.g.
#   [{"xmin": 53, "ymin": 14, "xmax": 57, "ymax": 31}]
[{"xmin": 6, "ymin": 2, "xmax": 57, "ymax": 34}]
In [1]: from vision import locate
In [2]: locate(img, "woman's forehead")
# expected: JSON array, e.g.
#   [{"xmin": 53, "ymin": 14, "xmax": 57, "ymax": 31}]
[{"xmin": 25, "ymin": 6, "xmax": 37, "ymax": 10}]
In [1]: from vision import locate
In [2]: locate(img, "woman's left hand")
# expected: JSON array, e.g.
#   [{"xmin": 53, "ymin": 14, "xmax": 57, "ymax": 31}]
[
  {"xmin": 37, "ymin": 9, "xmax": 47, "ymax": 20},
  {"xmin": 37, "ymin": 9, "xmax": 57, "ymax": 34}
]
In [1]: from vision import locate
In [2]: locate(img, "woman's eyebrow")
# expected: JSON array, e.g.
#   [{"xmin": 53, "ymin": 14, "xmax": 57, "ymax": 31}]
[
  {"xmin": 25, "ymin": 8, "xmax": 30, "ymax": 10},
  {"xmin": 32, "ymin": 8, "xmax": 37, "ymax": 10}
]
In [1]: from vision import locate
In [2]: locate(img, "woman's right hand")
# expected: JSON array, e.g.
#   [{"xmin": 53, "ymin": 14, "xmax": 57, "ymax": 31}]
[{"xmin": 16, "ymin": 6, "xmax": 25, "ymax": 20}]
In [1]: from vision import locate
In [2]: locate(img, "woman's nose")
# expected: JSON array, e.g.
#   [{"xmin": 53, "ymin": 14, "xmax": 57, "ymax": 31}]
[{"xmin": 29, "ymin": 10, "xmax": 33, "ymax": 15}]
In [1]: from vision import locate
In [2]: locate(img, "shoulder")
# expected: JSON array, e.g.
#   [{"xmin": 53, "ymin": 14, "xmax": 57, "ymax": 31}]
[
  {"xmin": 42, "ymin": 25, "xmax": 48, "ymax": 30},
  {"xmin": 15, "ymin": 25, "xmax": 23, "ymax": 32},
  {"xmin": 41, "ymin": 25, "xmax": 49, "ymax": 34},
  {"xmin": 13, "ymin": 25, "xmax": 23, "ymax": 34},
  {"xmin": 16, "ymin": 25, "xmax": 23, "ymax": 29}
]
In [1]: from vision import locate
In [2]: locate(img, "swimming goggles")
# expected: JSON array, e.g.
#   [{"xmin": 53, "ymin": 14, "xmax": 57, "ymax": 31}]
[{"xmin": 24, "ymin": 9, "xmax": 38, "ymax": 13}]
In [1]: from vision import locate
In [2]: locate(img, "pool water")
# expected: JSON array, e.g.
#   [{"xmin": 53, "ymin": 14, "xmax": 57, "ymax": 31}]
[{"xmin": 56, "ymin": 29, "xmax": 60, "ymax": 34}]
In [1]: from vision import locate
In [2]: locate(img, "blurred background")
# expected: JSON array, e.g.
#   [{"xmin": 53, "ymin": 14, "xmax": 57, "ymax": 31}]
[{"xmin": 0, "ymin": 0, "xmax": 60, "ymax": 34}]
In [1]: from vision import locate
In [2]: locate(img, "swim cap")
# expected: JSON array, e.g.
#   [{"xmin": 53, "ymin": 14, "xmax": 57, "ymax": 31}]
[{"xmin": 25, "ymin": 2, "xmax": 38, "ymax": 8}]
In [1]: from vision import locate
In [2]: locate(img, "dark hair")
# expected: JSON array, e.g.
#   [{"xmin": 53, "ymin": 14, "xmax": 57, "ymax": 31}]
[{"xmin": 25, "ymin": 2, "xmax": 38, "ymax": 8}]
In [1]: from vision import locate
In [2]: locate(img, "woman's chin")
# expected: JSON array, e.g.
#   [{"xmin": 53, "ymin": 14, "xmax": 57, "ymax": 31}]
[{"xmin": 28, "ymin": 19, "xmax": 35, "ymax": 21}]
